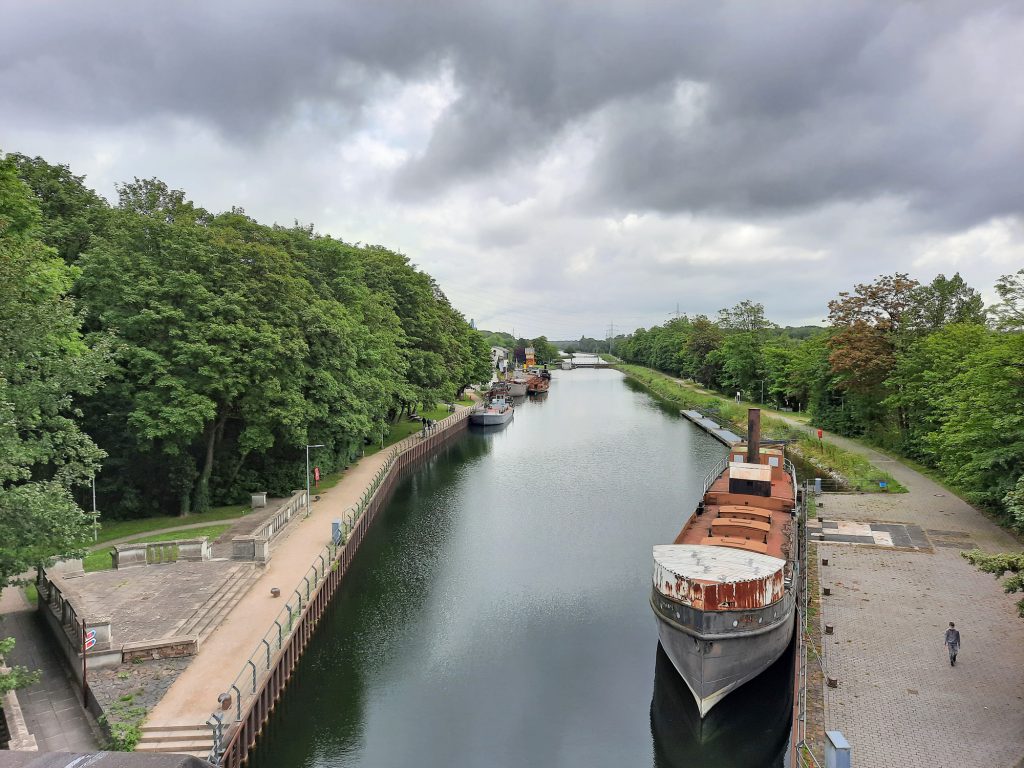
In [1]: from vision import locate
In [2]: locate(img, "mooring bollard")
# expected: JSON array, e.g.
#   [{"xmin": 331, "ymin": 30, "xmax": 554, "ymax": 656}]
[
  {"xmin": 827, "ymin": 676, "xmax": 838, "ymax": 689},
  {"xmin": 823, "ymin": 587, "xmax": 831, "ymax": 596},
  {"xmin": 822, "ymin": 557, "xmax": 829, "ymax": 566},
  {"xmin": 270, "ymin": 587, "xmax": 281, "ymax": 598},
  {"xmin": 825, "ymin": 623, "xmax": 834, "ymax": 634}
]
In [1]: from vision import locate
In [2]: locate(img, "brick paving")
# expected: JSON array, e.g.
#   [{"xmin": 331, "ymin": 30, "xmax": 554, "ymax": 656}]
[{"xmin": 813, "ymin": 453, "xmax": 1024, "ymax": 767}]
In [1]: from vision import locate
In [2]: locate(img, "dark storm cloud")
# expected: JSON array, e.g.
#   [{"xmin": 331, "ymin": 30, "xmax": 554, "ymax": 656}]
[{"xmin": 4, "ymin": 1, "xmax": 1021, "ymax": 228}]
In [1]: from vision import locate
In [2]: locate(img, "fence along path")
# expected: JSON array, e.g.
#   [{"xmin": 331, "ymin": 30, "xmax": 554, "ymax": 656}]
[{"xmin": 143, "ymin": 408, "xmax": 471, "ymax": 759}]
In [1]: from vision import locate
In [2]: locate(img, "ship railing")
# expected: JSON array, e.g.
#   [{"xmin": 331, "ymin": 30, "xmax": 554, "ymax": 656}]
[{"xmin": 702, "ymin": 455, "xmax": 729, "ymax": 496}]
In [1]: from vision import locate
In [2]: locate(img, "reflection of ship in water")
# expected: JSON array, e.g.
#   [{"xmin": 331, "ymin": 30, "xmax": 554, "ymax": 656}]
[{"xmin": 650, "ymin": 640, "xmax": 794, "ymax": 768}]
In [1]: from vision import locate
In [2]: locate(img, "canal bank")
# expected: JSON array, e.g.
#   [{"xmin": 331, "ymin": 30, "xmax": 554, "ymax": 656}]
[
  {"xmin": 245, "ymin": 369, "xmax": 795, "ymax": 768},
  {"xmin": 140, "ymin": 407, "xmax": 473, "ymax": 762},
  {"xmin": 618, "ymin": 365, "xmax": 1024, "ymax": 767}
]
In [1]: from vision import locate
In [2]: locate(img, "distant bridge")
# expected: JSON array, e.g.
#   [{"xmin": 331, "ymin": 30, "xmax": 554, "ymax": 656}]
[{"xmin": 564, "ymin": 356, "xmax": 613, "ymax": 369}]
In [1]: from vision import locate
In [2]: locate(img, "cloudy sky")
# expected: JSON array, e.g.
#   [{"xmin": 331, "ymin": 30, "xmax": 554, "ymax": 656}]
[{"xmin": 3, "ymin": 1, "xmax": 1022, "ymax": 338}]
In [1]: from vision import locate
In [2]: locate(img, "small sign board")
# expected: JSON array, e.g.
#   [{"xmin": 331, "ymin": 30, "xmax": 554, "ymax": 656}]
[{"xmin": 84, "ymin": 628, "xmax": 96, "ymax": 650}]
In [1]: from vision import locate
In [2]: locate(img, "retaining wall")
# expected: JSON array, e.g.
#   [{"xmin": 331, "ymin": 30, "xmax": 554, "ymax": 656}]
[{"xmin": 212, "ymin": 411, "xmax": 470, "ymax": 766}]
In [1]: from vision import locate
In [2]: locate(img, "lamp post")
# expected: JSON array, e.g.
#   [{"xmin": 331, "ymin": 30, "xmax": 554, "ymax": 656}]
[
  {"xmin": 91, "ymin": 474, "xmax": 98, "ymax": 541},
  {"xmin": 305, "ymin": 444, "xmax": 325, "ymax": 517},
  {"xmin": 760, "ymin": 379, "xmax": 765, "ymax": 404}
]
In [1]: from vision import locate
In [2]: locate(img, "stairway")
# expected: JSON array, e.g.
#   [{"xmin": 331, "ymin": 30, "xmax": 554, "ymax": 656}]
[
  {"xmin": 136, "ymin": 723, "xmax": 213, "ymax": 760},
  {"xmin": 172, "ymin": 564, "xmax": 260, "ymax": 644}
]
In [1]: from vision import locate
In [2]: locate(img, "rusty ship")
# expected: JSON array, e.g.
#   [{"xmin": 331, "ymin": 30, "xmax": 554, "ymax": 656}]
[{"xmin": 651, "ymin": 408, "xmax": 799, "ymax": 717}]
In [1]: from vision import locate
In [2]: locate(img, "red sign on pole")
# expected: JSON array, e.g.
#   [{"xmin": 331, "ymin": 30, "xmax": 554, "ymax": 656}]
[{"xmin": 817, "ymin": 429, "xmax": 823, "ymax": 439}]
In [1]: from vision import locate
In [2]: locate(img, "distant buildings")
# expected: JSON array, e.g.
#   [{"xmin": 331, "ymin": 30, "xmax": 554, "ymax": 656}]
[{"xmin": 491, "ymin": 346, "xmax": 509, "ymax": 372}]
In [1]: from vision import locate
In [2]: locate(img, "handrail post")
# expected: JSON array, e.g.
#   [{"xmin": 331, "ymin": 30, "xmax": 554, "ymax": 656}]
[
  {"xmin": 247, "ymin": 659, "xmax": 257, "ymax": 693},
  {"xmin": 231, "ymin": 683, "xmax": 242, "ymax": 722}
]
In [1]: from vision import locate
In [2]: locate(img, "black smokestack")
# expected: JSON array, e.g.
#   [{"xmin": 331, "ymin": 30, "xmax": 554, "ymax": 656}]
[{"xmin": 746, "ymin": 408, "xmax": 761, "ymax": 464}]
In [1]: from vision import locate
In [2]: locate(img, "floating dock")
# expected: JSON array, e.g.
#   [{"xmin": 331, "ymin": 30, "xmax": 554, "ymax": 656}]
[{"xmin": 679, "ymin": 410, "xmax": 743, "ymax": 446}]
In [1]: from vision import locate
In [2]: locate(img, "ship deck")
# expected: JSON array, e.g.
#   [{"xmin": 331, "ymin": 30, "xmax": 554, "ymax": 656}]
[{"xmin": 673, "ymin": 460, "xmax": 795, "ymax": 561}]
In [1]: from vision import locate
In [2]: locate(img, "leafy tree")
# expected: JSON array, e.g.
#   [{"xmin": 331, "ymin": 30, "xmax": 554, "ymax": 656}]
[
  {"xmin": 0, "ymin": 155, "xmax": 109, "ymax": 584},
  {"xmin": 926, "ymin": 331, "xmax": 1024, "ymax": 510},
  {"xmin": 7, "ymin": 153, "xmax": 110, "ymax": 263},
  {"xmin": 682, "ymin": 315, "xmax": 724, "ymax": 386},
  {"xmin": 908, "ymin": 273, "xmax": 985, "ymax": 332},
  {"xmin": 990, "ymin": 268, "xmax": 1024, "ymax": 331},
  {"xmin": 962, "ymin": 550, "xmax": 1024, "ymax": 617},
  {"xmin": 885, "ymin": 323, "xmax": 993, "ymax": 458},
  {"xmin": 0, "ymin": 638, "xmax": 40, "ymax": 694},
  {"xmin": 530, "ymin": 336, "xmax": 560, "ymax": 365},
  {"xmin": 827, "ymin": 273, "xmax": 919, "ymax": 395}
]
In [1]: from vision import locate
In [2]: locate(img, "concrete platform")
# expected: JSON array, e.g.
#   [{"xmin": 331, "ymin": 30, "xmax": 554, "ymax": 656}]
[{"xmin": 51, "ymin": 560, "xmax": 256, "ymax": 645}]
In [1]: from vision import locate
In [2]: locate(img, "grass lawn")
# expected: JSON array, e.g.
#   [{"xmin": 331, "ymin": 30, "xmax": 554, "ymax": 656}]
[
  {"xmin": 360, "ymin": 405, "xmax": 456, "ymax": 460},
  {"xmin": 24, "ymin": 582, "xmax": 38, "ymax": 607},
  {"xmin": 93, "ymin": 504, "xmax": 249, "ymax": 546},
  {"xmin": 84, "ymin": 523, "xmax": 234, "ymax": 572}
]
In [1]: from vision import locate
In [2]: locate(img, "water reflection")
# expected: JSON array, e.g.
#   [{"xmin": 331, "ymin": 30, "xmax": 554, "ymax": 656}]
[
  {"xmin": 651, "ymin": 640, "xmax": 794, "ymax": 768},
  {"xmin": 248, "ymin": 370, "xmax": 793, "ymax": 768}
]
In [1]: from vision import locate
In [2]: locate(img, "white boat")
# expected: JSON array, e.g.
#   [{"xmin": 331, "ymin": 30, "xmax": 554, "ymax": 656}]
[{"xmin": 469, "ymin": 396, "xmax": 514, "ymax": 426}]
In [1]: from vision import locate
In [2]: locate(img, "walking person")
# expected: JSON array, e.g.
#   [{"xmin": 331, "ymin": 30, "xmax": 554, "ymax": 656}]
[{"xmin": 944, "ymin": 622, "xmax": 961, "ymax": 666}]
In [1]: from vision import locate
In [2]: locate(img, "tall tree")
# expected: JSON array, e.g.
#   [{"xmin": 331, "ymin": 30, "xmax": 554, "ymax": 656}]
[
  {"xmin": 0, "ymin": 156, "xmax": 109, "ymax": 584},
  {"xmin": 990, "ymin": 268, "xmax": 1024, "ymax": 331},
  {"xmin": 908, "ymin": 273, "xmax": 985, "ymax": 332}
]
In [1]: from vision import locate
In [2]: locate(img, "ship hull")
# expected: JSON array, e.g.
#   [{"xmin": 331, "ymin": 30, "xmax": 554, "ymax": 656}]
[
  {"xmin": 469, "ymin": 410, "xmax": 513, "ymax": 426},
  {"xmin": 651, "ymin": 587, "xmax": 794, "ymax": 717}
]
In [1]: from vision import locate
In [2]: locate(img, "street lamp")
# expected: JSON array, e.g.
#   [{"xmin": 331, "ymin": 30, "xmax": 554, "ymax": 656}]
[
  {"xmin": 305, "ymin": 444, "xmax": 325, "ymax": 517},
  {"xmin": 91, "ymin": 474, "xmax": 99, "ymax": 541}
]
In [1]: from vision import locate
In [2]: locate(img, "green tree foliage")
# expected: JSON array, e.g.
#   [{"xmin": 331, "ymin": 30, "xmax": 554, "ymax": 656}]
[
  {"xmin": 6, "ymin": 154, "xmax": 487, "ymax": 520},
  {"xmin": 0, "ymin": 156, "xmax": 110, "ymax": 585},
  {"xmin": 0, "ymin": 638, "xmax": 41, "ymax": 694},
  {"xmin": 530, "ymin": 336, "xmax": 560, "ymax": 364},
  {"xmin": 617, "ymin": 271, "xmax": 1023, "ymax": 531},
  {"xmin": 961, "ymin": 550, "xmax": 1024, "ymax": 617},
  {"xmin": 990, "ymin": 268, "xmax": 1024, "ymax": 331},
  {"xmin": 8, "ymin": 153, "xmax": 110, "ymax": 263}
]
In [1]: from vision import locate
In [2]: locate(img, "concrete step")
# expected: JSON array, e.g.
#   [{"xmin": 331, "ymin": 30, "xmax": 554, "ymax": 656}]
[
  {"xmin": 174, "ymin": 564, "xmax": 258, "ymax": 644},
  {"xmin": 137, "ymin": 723, "xmax": 212, "ymax": 759},
  {"xmin": 191, "ymin": 566, "xmax": 260, "ymax": 643}
]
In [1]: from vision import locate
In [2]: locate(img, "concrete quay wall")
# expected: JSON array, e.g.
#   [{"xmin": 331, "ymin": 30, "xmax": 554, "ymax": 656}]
[{"xmin": 211, "ymin": 411, "xmax": 470, "ymax": 767}]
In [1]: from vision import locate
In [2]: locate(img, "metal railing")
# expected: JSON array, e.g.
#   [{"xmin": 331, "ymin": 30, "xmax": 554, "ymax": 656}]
[
  {"xmin": 793, "ymin": 480, "xmax": 824, "ymax": 768},
  {"xmin": 701, "ymin": 455, "xmax": 730, "ymax": 496},
  {"xmin": 208, "ymin": 406, "xmax": 471, "ymax": 764}
]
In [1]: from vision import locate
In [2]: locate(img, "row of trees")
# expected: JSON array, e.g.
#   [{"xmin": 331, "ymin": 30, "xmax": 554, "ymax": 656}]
[
  {"xmin": 616, "ymin": 273, "xmax": 1024, "ymax": 532},
  {"xmin": 1, "ymin": 152, "xmax": 491, "ymax": 547}
]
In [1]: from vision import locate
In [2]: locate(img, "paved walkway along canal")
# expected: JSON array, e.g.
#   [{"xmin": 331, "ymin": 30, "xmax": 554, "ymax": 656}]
[
  {"xmin": 145, "ymin": 425, "xmax": 439, "ymax": 730},
  {"xmin": 807, "ymin": 434, "xmax": 1024, "ymax": 768}
]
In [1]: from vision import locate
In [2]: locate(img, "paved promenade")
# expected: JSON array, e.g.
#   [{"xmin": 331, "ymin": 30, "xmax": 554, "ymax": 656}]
[
  {"xmin": 812, "ymin": 438, "xmax": 1024, "ymax": 767},
  {"xmin": 145, "ymin": 444, "xmax": 397, "ymax": 728}
]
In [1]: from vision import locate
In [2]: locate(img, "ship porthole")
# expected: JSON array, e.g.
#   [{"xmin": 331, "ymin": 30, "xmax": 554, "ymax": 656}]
[{"xmin": 732, "ymin": 620, "xmax": 738, "ymax": 628}]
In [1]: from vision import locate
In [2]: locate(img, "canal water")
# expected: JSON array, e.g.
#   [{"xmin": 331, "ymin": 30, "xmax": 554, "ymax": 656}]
[{"xmin": 249, "ymin": 368, "xmax": 793, "ymax": 768}]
